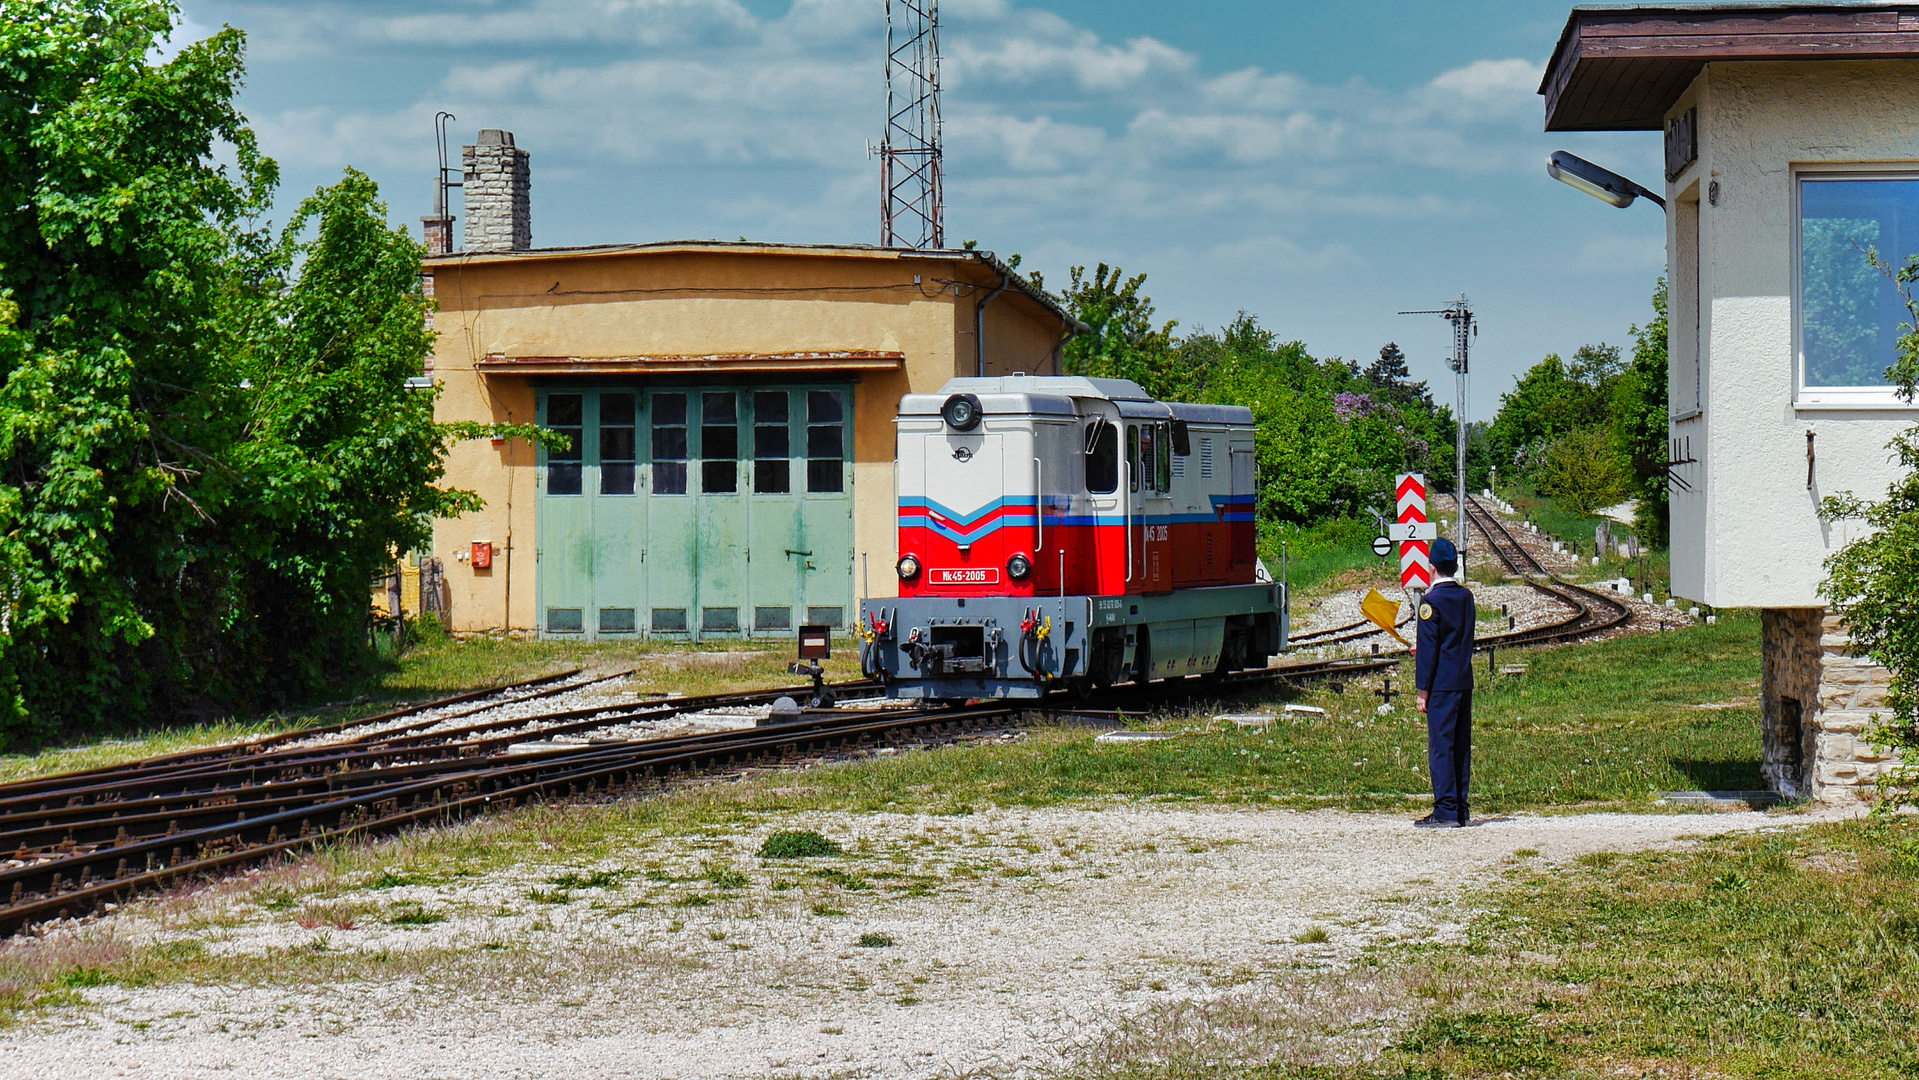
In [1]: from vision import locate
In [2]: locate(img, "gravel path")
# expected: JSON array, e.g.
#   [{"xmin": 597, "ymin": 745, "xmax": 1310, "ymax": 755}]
[{"xmin": 1, "ymin": 803, "xmax": 1851, "ymax": 1080}]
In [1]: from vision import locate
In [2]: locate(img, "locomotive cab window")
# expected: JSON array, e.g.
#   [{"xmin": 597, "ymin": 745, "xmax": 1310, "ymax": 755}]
[
  {"xmin": 1155, "ymin": 422, "xmax": 1172, "ymax": 491},
  {"xmin": 1085, "ymin": 420, "xmax": 1118, "ymax": 494},
  {"xmin": 1127, "ymin": 424, "xmax": 1140, "ymax": 492},
  {"xmin": 1139, "ymin": 424, "xmax": 1158, "ymax": 492}
]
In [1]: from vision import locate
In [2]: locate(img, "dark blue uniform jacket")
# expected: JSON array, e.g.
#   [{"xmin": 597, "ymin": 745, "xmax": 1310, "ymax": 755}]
[{"xmin": 1415, "ymin": 579, "xmax": 1476, "ymax": 692}]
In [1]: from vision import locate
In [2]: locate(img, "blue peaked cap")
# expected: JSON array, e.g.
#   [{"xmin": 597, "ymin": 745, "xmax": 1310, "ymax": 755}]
[{"xmin": 1430, "ymin": 537, "xmax": 1458, "ymax": 566}]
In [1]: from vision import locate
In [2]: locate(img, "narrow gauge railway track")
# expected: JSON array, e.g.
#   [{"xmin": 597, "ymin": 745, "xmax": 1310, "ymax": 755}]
[
  {"xmin": 1461, "ymin": 495, "xmax": 1631, "ymax": 646},
  {"xmin": 1286, "ymin": 615, "xmax": 1412, "ymax": 649},
  {"xmin": 0, "ymin": 698, "xmax": 1001, "ymax": 936},
  {"xmin": 0, "ymin": 650, "xmax": 1389, "ymax": 936},
  {"xmin": 0, "ymin": 669, "xmax": 594, "ymax": 803}
]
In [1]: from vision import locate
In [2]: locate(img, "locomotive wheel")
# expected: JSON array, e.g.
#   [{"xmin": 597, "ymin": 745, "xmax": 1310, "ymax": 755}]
[{"xmin": 1066, "ymin": 677, "xmax": 1096, "ymax": 701}]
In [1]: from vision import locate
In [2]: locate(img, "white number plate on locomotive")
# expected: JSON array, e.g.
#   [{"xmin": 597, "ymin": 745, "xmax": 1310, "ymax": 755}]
[{"xmin": 930, "ymin": 568, "xmax": 1001, "ymax": 585}]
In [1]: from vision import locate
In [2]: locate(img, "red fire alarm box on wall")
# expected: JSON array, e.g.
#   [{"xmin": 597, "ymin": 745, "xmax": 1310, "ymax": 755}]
[{"xmin": 471, "ymin": 541, "xmax": 493, "ymax": 569}]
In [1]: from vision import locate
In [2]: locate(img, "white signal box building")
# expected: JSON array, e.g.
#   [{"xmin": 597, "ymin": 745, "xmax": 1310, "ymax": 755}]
[{"xmin": 1542, "ymin": 3, "xmax": 1918, "ymax": 801}]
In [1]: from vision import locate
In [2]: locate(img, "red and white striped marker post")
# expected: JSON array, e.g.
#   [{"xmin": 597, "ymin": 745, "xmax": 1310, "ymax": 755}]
[{"xmin": 1395, "ymin": 473, "xmax": 1432, "ymax": 591}]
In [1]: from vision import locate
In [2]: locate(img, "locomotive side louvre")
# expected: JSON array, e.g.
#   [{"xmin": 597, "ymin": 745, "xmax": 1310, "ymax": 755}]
[{"xmin": 865, "ymin": 375, "xmax": 1285, "ymax": 702}]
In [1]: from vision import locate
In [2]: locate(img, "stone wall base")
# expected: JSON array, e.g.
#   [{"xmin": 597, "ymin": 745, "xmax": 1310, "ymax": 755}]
[{"xmin": 1761, "ymin": 607, "xmax": 1899, "ymax": 803}]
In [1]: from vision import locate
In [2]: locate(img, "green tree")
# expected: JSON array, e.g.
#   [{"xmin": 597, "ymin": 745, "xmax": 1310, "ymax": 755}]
[
  {"xmin": 1611, "ymin": 278, "xmax": 1671, "ymax": 543},
  {"xmin": 1538, "ymin": 428, "xmax": 1631, "ymax": 516},
  {"xmin": 1487, "ymin": 343, "xmax": 1625, "ymax": 480},
  {"xmin": 0, "ymin": 1, "xmax": 527, "ymax": 744},
  {"xmin": 1053, "ymin": 264, "xmax": 1190, "ymax": 400},
  {"xmin": 1821, "ymin": 251, "xmax": 1919, "ymax": 804}
]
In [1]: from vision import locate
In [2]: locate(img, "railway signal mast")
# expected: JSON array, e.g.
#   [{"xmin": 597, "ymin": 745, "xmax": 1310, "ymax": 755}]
[
  {"xmin": 1399, "ymin": 295, "xmax": 1476, "ymax": 565},
  {"xmin": 879, "ymin": 0, "xmax": 944, "ymax": 249}
]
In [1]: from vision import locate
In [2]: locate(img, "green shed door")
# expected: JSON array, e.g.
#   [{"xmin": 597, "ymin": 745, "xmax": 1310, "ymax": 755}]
[
  {"xmin": 538, "ymin": 383, "xmax": 852, "ymax": 641},
  {"xmin": 535, "ymin": 390, "xmax": 645, "ymax": 639},
  {"xmin": 744, "ymin": 388, "xmax": 853, "ymax": 632},
  {"xmin": 793, "ymin": 388, "xmax": 853, "ymax": 630}
]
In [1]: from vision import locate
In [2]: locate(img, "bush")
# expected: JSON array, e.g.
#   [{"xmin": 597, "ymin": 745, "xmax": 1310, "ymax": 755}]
[
  {"xmin": 1538, "ymin": 428, "xmax": 1631, "ymax": 516},
  {"xmin": 759, "ymin": 830, "xmax": 843, "ymax": 859}
]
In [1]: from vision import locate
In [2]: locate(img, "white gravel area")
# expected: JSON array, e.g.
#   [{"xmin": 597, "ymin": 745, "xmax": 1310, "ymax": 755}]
[
  {"xmin": 285, "ymin": 673, "xmax": 632, "ymax": 749},
  {"xmin": 1, "ymin": 802, "xmax": 1853, "ymax": 1080}
]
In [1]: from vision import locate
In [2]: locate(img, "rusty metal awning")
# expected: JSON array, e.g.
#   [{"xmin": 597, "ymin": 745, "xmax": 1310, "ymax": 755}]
[{"xmin": 473, "ymin": 350, "xmax": 905, "ymax": 376}]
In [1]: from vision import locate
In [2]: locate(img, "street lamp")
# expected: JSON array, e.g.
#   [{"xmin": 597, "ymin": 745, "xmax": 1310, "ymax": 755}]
[{"xmin": 1547, "ymin": 150, "xmax": 1665, "ymax": 210}]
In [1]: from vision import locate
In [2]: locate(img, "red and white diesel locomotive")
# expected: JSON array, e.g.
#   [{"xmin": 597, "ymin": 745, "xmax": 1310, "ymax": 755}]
[{"xmin": 859, "ymin": 375, "xmax": 1287, "ymax": 700}]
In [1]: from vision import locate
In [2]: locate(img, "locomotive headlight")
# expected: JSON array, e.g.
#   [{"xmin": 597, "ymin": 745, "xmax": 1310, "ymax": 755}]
[
  {"xmin": 1007, "ymin": 553, "xmax": 1033, "ymax": 580},
  {"xmin": 897, "ymin": 554, "xmax": 922, "ymax": 580},
  {"xmin": 940, "ymin": 393, "xmax": 983, "ymax": 431}
]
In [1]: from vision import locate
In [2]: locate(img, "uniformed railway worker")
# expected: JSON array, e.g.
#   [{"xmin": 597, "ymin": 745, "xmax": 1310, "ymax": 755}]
[{"xmin": 1414, "ymin": 537, "xmax": 1475, "ymax": 829}]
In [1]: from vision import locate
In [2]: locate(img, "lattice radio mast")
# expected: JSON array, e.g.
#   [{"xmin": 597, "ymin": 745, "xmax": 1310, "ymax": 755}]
[{"xmin": 879, "ymin": 0, "xmax": 943, "ymax": 249}]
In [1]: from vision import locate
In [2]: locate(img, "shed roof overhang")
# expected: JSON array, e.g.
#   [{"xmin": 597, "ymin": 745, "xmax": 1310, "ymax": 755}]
[
  {"xmin": 1542, "ymin": 3, "xmax": 1919, "ymax": 131},
  {"xmin": 425, "ymin": 241, "xmax": 1086, "ymax": 336},
  {"xmin": 473, "ymin": 350, "xmax": 905, "ymax": 377}
]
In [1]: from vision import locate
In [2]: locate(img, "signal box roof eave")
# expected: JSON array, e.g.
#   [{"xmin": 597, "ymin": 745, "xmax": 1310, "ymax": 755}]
[{"xmin": 1542, "ymin": 3, "xmax": 1919, "ymax": 131}]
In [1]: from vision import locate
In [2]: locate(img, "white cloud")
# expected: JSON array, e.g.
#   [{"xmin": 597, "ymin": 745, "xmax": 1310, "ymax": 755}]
[{"xmin": 1429, "ymin": 58, "xmax": 1543, "ymax": 106}]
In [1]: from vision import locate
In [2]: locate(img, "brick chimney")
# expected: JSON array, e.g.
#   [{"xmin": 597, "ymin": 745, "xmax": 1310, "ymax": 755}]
[
  {"xmin": 462, "ymin": 129, "xmax": 530, "ymax": 253},
  {"xmin": 421, "ymin": 173, "xmax": 454, "ymax": 257}
]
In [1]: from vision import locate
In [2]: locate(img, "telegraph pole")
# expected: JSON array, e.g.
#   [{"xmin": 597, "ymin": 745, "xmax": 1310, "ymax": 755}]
[
  {"xmin": 879, "ymin": 0, "xmax": 943, "ymax": 249},
  {"xmin": 1399, "ymin": 296, "xmax": 1476, "ymax": 565}
]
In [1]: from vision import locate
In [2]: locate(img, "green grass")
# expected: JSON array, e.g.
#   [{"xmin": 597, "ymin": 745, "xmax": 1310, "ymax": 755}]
[
  {"xmin": 759, "ymin": 829, "xmax": 844, "ymax": 859},
  {"xmin": 1384, "ymin": 818, "xmax": 1919, "ymax": 1079},
  {"xmin": 1262, "ymin": 516, "xmax": 1391, "ymax": 599}
]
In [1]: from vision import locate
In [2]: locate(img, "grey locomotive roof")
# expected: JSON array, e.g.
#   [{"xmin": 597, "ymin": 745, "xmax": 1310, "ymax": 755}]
[
  {"xmin": 899, "ymin": 391, "xmax": 1079, "ymax": 418},
  {"xmin": 1170, "ymin": 402, "xmax": 1256, "ymax": 425},
  {"xmin": 906, "ymin": 376, "xmax": 1252, "ymax": 425},
  {"xmin": 936, "ymin": 375, "xmax": 1157, "ymax": 401}
]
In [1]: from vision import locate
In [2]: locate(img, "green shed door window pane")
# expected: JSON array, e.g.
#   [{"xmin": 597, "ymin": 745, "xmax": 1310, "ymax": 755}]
[
  {"xmin": 754, "ymin": 391, "xmax": 791, "ymax": 494},
  {"xmin": 546, "ymin": 394, "xmax": 584, "ymax": 495},
  {"xmin": 601, "ymin": 393, "xmax": 636, "ymax": 495},
  {"xmin": 806, "ymin": 390, "xmax": 844, "ymax": 493},
  {"xmin": 651, "ymin": 608, "xmax": 688, "ymax": 632},
  {"xmin": 702, "ymin": 392, "xmax": 739, "ymax": 494},
  {"xmin": 652, "ymin": 393, "xmax": 688, "ymax": 494},
  {"xmin": 547, "ymin": 608, "xmax": 584, "ymax": 634},
  {"xmin": 1800, "ymin": 178, "xmax": 1919, "ymax": 387}
]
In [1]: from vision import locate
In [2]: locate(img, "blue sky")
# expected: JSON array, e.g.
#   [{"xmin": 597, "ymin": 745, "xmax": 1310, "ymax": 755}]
[{"xmin": 177, "ymin": 0, "xmax": 1672, "ymax": 417}]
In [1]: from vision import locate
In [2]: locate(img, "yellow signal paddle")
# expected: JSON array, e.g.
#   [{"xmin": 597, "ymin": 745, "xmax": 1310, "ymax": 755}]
[{"xmin": 1361, "ymin": 588, "xmax": 1410, "ymax": 646}]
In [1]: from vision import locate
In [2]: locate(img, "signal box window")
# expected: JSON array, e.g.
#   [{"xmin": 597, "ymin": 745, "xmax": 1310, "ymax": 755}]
[
  {"xmin": 702, "ymin": 392, "xmax": 738, "ymax": 494},
  {"xmin": 600, "ymin": 393, "xmax": 636, "ymax": 496},
  {"xmin": 754, "ymin": 391, "xmax": 790, "ymax": 493},
  {"xmin": 807, "ymin": 390, "xmax": 844, "ymax": 493},
  {"xmin": 652, "ymin": 393, "xmax": 688, "ymax": 495},
  {"xmin": 1799, "ymin": 175, "xmax": 1919, "ymax": 394},
  {"xmin": 545, "ymin": 394, "xmax": 583, "ymax": 495},
  {"xmin": 1085, "ymin": 421, "xmax": 1118, "ymax": 494}
]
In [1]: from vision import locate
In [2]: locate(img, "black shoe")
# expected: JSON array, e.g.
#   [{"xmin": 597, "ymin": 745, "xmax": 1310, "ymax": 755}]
[{"xmin": 1413, "ymin": 815, "xmax": 1462, "ymax": 829}]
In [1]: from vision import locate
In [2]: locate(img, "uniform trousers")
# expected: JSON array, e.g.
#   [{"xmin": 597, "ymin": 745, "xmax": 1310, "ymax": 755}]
[{"xmin": 1425, "ymin": 689, "xmax": 1473, "ymax": 823}]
